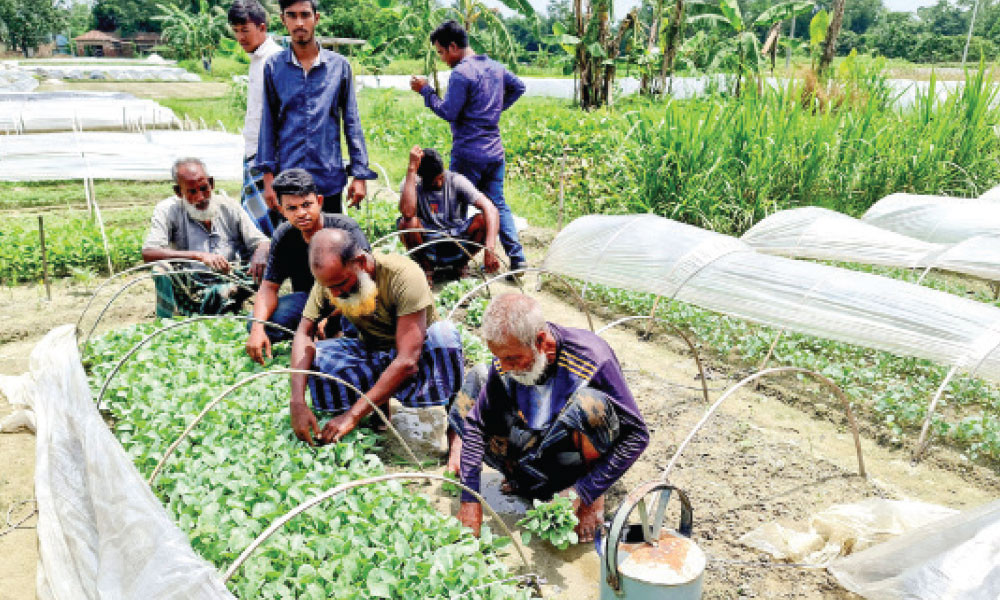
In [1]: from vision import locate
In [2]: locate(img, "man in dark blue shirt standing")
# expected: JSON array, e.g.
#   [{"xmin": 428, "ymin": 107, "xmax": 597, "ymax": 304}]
[
  {"xmin": 256, "ymin": 0, "xmax": 376, "ymax": 217},
  {"xmin": 410, "ymin": 20, "xmax": 527, "ymax": 273}
]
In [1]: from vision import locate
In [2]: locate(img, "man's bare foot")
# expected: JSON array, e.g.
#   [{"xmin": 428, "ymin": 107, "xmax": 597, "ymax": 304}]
[{"xmin": 574, "ymin": 494, "xmax": 605, "ymax": 543}]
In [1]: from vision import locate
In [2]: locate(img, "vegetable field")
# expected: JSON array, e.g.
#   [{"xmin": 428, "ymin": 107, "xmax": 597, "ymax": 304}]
[{"xmin": 85, "ymin": 319, "xmax": 530, "ymax": 599}]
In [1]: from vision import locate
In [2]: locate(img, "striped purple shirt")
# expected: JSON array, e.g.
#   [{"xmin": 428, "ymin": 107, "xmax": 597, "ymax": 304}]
[{"xmin": 460, "ymin": 323, "xmax": 649, "ymax": 505}]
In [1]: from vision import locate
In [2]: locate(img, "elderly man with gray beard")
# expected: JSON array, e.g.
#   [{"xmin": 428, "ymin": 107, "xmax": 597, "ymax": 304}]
[
  {"xmin": 142, "ymin": 157, "xmax": 270, "ymax": 317},
  {"xmin": 287, "ymin": 228, "xmax": 463, "ymax": 445},
  {"xmin": 448, "ymin": 293, "xmax": 650, "ymax": 544}
]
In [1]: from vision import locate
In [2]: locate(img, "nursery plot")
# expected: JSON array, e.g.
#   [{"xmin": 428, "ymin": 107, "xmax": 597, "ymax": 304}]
[
  {"xmin": 0, "ymin": 91, "xmax": 177, "ymax": 132},
  {"xmin": 85, "ymin": 319, "xmax": 529, "ymax": 599}
]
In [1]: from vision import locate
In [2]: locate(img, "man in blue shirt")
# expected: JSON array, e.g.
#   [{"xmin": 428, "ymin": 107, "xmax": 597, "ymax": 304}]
[
  {"xmin": 256, "ymin": 0, "xmax": 376, "ymax": 216},
  {"xmin": 410, "ymin": 20, "xmax": 527, "ymax": 273}
]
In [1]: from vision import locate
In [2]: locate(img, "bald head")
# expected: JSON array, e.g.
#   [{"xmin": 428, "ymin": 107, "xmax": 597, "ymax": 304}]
[
  {"xmin": 481, "ymin": 293, "xmax": 546, "ymax": 347},
  {"xmin": 309, "ymin": 228, "xmax": 361, "ymax": 271}
]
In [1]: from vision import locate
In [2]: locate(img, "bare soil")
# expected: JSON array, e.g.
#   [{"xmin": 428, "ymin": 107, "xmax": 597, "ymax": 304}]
[
  {"xmin": 35, "ymin": 81, "xmax": 229, "ymax": 99},
  {"xmin": 2, "ymin": 229, "xmax": 999, "ymax": 599}
]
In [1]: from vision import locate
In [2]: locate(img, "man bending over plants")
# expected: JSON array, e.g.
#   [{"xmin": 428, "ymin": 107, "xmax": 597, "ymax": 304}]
[
  {"xmin": 245, "ymin": 168, "xmax": 370, "ymax": 365},
  {"xmin": 448, "ymin": 293, "xmax": 650, "ymax": 544},
  {"xmin": 288, "ymin": 228, "xmax": 463, "ymax": 444},
  {"xmin": 398, "ymin": 146, "xmax": 500, "ymax": 283},
  {"xmin": 142, "ymin": 157, "xmax": 270, "ymax": 318}
]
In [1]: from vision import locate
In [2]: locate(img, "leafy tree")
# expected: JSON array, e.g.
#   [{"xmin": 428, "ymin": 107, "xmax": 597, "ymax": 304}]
[
  {"xmin": 917, "ymin": 0, "xmax": 968, "ymax": 36},
  {"xmin": 842, "ymin": 0, "xmax": 883, "ymax": 34},
  {"xmin": 441, "ymin": 0, "xmax": 536, "ymax": 66},
  {"xmin": 67, "ymin": 2, "xmax": 93, "ymax": 39},
  {"xmin": 0, "ymin": 0, "xmax": 67, "ymax": 56},
  {"xmin": 156, "ymin": 0, "xmax": 229, "ymax": 72},
  {"xmin": 92, "ymin": 0, "xmax": 164, "ymax": 35}
]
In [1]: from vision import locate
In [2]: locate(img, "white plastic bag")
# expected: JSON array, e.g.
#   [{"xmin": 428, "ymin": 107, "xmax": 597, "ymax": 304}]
[
  {"xmin": 739, "ymin": 499, "xmax": 957, "ymax": 565},
  {"xmin": 0, "ymin": 325, "xmax": 233, "ymax": 600}
]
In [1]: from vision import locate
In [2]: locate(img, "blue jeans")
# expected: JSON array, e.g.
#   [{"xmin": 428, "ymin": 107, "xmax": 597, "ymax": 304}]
[
  {"xmin": 248, "ymin": 291, "xmax": 309, "ymax": 343},
  {"xmin": 450, "ymin": 156, "xmax": 525, "ymax": 266}
]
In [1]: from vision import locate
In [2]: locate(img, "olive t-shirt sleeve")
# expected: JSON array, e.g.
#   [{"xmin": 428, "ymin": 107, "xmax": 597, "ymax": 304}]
[
  {"xmin": 390, "ymin": 257, "xmax": 435, "ymax": 318},
  {"xmin": 301, "ymin": 281, "xmax": 329, "ymax": 322}
]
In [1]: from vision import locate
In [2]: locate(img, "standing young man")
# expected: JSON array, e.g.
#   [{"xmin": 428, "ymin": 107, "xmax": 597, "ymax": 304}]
[
  {"xmin": 256, "ymin": 0, "xmax": 376, "ymax": 215},
  {"xmin": 228, "ymin": 0, "xmax": 283, "ymax": 234},
  {"xmin": 409, "ymin": 20, "xmax": 527, "ymax": 273}
]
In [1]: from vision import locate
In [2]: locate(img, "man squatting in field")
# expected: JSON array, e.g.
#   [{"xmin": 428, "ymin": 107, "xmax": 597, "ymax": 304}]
[
  {"xmin": 449, "ymin": 294, "xmax": 650, "ymax": 542},
  {"xmin": 142, "ymin": 158, "xmax": 270, "ymax": 317},
  {"xmin": 288, "ymin": 228, "xmax": 464, "ymax": 444},
  {"xmin": 245, "ymin": 169, "xmax": 370, "ymax": 364},
  {"xmin": 397, "ymin": 145, "xmax": 501, "ymax": 283}
]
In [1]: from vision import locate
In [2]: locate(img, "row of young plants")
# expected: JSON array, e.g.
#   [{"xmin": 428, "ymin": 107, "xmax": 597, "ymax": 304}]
[
  {"xmin": 85, "ymin": 319, "xmax": 531, "ymax": 599},
  {"xmin": 569, "ymin": 267, "xmax": 1000, "ymax": 464}
]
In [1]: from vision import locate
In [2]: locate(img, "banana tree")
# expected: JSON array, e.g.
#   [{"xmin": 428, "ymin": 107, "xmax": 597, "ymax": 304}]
[
  {"xmin": 156, "ymin": 0, "xmax": 228, "ymax": 73},
  {"xmin": 443, "ymin": 0, "xmax": 536, "ymax": 68},
  {"xmin": 687, "ymin": 0, "xmax": 812, "ymax": 96}
]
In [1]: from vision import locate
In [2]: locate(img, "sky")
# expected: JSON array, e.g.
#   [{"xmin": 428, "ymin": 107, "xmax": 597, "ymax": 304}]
[{"xmin": 482, "ymin": 0, "xmax": 943, "ymax": 18}]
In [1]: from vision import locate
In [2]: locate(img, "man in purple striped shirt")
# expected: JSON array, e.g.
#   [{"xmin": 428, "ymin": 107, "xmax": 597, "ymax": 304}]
[
  {"xmin": 410, "ymin": 20, "xmax": 527, "ymax": 274},
  {"xmin": 448, "ymin": 294, "xmax": 650, "ymax": 543}
]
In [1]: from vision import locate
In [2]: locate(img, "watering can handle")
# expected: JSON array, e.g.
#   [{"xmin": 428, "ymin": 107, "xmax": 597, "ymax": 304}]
[{"xmin": 603, "ymin": 481, "xmax": 693, "ymax": 593}]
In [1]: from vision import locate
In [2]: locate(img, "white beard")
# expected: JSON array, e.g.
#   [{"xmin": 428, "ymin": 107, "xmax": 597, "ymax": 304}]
[
  {"xmin": 508, "ymin": 350, "xmax": 549, "ymax": 386},
  {"xmin": 331, "ymin": 270, "xmax": 378, "ymax": 319},
  {"xmin": 181, "ymin": 197, "xmax": 219, "ymax": 222}
]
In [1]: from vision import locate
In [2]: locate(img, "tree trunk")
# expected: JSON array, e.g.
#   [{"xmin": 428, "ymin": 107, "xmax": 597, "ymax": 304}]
[
  {"xmin": 603, "ymin": 9, "xmax": 638, "ymax": 106},
  {"xmin": 659, "ymin": 0, "xmax": 685, "ymax": 96},
  {"xmin": 818, "ymin": 0, "xmax": 846, "ymax": 76},
  {"xmin": 641, "ymin": 0, "xmax": 666, "ymax": 95}
]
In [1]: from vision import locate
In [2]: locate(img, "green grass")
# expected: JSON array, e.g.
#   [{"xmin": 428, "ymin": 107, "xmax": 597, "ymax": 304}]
[{"xmin": 178, "ymin": 54, "xmax": 250, "ymax": 83}]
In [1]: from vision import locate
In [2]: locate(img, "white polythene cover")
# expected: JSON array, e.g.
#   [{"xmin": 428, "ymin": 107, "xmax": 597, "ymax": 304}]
[
  {"xmin": 542, "ymin": 215, "xmax": 1000, "ymax": 383},
  {"xmin": 829, "ymin": 499, "xmax": 1000, "ymax": 600},
  {"xmin": 862, "ymin": 193, "xmax": 1000, "ymax": 243},
  {"xmin": 0, "ymin": 91, "xmax": 177, "ymax": 132},
  {"xmin": 741, "ymin": 206, "xmax": 1000, "ymax": 282},
  {"xmin": 0, "ymin": 326, "xmax": 233, "ymax": 600},
  {"xmin": 0, "ymin": 130, "xmax": 242, "ymax": 181}
]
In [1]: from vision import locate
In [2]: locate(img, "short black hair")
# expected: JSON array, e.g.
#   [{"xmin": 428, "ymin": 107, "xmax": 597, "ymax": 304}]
[
  {"xmin": 228, "ymin": 0, "xmax": 268, "ymax": 26},
  {"xmin": 416, "ymin": 148, "xmax": 445, "ymax": 182},
  {"xmin": 279, "ymin": 0, "xmax": 317, "ymax": 13},
  {"xmin": 272, "ymin": 168, "xmax": 317, "ymax": 202},
  {"xmin": 430, "ymin": 20, "xmax": 469, "ymax": 49}
]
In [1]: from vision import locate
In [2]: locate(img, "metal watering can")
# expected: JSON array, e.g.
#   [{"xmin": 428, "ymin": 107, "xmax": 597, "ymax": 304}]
[{"xmin": 599, "ymin": 481, "xmax": 705, "ymax": 599}]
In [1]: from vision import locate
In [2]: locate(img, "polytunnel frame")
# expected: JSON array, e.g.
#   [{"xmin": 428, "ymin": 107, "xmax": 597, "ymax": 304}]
[
  {"xmin": 444, "ymin": 268, "xmax": 594, "ymax": 332},
  {"xmin": 595, "ymin": 316, "xmax": 711, "ymax": 405},
  {"xmin": 662, "ymin": 366, "xmax": 867, "ymax": 480},
  {"xmin": 145, "ymin": 368, "xmax": 423, "ymax": 485},
  {"xmin": 222, "ymin": 471, "xmax": 539, "ymax": 594},
  {"xmin": 76, "ymin": 259, "xmax": 210, "ymax": 333},
  {"xmin": 94, "ymin": 315, "xmax": 294, "ymax": 410},
  {"xmin": 81, "ymin": 269, "xmax": 259, "ymax": 347}
]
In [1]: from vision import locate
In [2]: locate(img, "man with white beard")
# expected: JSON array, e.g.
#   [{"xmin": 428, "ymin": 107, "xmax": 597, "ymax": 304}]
[
  {"xmin": 448, "ymin": 293, "xmax": 649, "ymax": 545},
  {"xmin": 142, "ymin": 157, "xmax": 270, "ymax": 317},
  {"xmin": 288, "ymin": 228, "xmax": 463, "ymax": 445}
]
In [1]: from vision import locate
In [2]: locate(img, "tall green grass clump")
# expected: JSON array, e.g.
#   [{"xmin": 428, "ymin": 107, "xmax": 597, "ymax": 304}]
[{"xmin": 360, "ymin": 63, "xmax": 1000, "ymax": 235}]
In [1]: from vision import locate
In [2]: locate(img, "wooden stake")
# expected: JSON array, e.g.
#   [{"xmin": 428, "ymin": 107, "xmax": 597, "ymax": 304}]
[{"xmin": 38, "ymin": 216, "xmax": 51, "ymax": 302}]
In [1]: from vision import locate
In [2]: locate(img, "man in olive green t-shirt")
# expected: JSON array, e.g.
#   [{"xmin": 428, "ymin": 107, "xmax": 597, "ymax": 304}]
[{"xmin": 289, "ymin": 228, "xmax": 464, "ymax": 444}]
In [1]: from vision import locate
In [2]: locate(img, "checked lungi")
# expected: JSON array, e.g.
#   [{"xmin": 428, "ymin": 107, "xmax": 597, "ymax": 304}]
[
  {"xmin": 308, "ymin": 321, "xmax": 464, "ymax": 414},
  {"xmin": 153, "ymin": 263, "xmax": 255, "ymax": 318},
  {"xmin": 450, "ymin": 364, "xmax": 621, "ymax": 500}
]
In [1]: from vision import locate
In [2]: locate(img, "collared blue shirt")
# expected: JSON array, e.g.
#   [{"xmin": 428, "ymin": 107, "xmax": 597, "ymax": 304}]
[
  {"xmin": 420, "ymin": 55, "xmax": 526, "ymax": 163},
  {"xmin": 256, "ymin": 46, "xmax": 376, "ymax": 195}
]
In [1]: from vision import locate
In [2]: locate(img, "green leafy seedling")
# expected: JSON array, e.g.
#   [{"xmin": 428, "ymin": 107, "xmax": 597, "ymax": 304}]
[{"xmin": 517, "ymin": 492, "xmax": 579, "ymax": 550}]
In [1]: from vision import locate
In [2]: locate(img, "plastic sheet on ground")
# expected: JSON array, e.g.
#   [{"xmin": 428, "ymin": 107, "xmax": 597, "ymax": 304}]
[
  {"xmin": 862, "ymin": 193, "xmax": 1000, "ymax": 243},
  {"xmin": 739, "ymin": 499, "xmax": 957, "ymax": 565},
  {"xmin": 0, "ymin": 67, "xmax": 38, "ymax": 92},
  {"xmin": 0, "ymin": 130, "xmax": 243, "ymax": 181},
  {"xmin": 542, "ymin": 214, "xmax": 1000, "ymax": 383},
  {"xmin": 742, "ymin": 206, "xmax": 1000, "ymax": 282},
  {"xmin": 0, "ymin": 91, "xmax": 177, "ymax": 132},
  {"xmin": 829, "ymin": 499, "xmax": 1000, "ymax": 600},
  {"xmin": 0, "ymin": 326, "xmax": 233, "ymax": 599}
]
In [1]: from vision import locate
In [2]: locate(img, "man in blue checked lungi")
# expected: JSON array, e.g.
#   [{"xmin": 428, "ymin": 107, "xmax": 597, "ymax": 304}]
[
  {"xmin": 449, "ymin": 293, "xmax": 650, "ymax": 544},
  {"xmin": 288, "ymin": 228, "xmax": 463, "ymax": 445}
]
